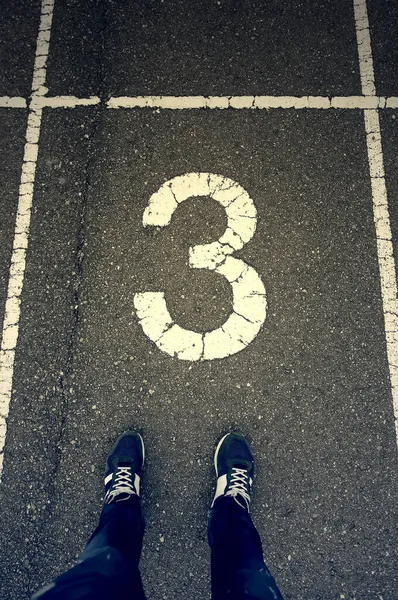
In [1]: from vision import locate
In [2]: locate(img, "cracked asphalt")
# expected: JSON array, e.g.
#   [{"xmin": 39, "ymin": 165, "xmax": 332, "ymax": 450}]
[{"xmin": 0, "ymin": 1, "xmax": 398, "ymax": 600}]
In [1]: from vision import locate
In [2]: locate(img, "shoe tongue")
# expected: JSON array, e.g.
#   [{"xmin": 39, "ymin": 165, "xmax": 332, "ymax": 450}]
[{"xmin": 233, "ymin": 463, "xmax": 248, "ymax": 471}]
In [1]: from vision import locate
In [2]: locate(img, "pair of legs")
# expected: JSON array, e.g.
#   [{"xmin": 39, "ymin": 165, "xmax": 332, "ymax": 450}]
[{"xmin": 32, "ymin": 432, "xmax": 284, "ymax": 600}]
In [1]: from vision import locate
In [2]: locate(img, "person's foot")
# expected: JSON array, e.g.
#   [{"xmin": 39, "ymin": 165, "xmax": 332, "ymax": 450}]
[
  {"xmin": 104, "ymin": 431, "xmax": 145, "ymax": 504},
  {"xmin": 212, "ymin": 432, "xmax": 254, "ymax": 511}
]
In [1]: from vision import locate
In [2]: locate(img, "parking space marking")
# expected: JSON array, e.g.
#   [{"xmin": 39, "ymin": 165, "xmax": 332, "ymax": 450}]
[
  {"xmin": 32, "ymin": 95, "xmax": 100, "ymax": 108},
  {"xmin": 134, "ymin": 173, "xmax": 267, "ymax": 360},
  {"xmin": 0, "ymin": 97, "xmax": 27, "ymax": 108},
  {"xmin": 107, "ymin": 95, "xmax": 398, "ymax": 110},
  {"xmin": 354, "ymin": 0, "xmax": 398, "ymax": 444},
  {"xmin": 0, "ymin": 0, "xmax": 55, "ymax": 477},
  {"xmin": 1, "ymin": 0, "xmax": 398, "ymax": 480},
  {"xmin": 354, "ymin": 0, "xmax": 376, "ymax": 96},
  {"xmin": 2, "ymin": 95, "xmax": 398, "ymax": 111}
]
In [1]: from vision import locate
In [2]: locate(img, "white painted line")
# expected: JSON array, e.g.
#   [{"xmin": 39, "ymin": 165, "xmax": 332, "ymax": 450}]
[
  {"xmin": 106, "ymin": 95, "xmax": 398, "ymax": 110},
  {"xmin": 134, "ymin": 173, "xmax": 266, "ymax": 361},
  {"xmin": 0, "ymin": 0, "xmax": 55, "ymax": 479},
  {"xmin": 0, "ymin": 97, "xmax": 27, "ymax": 108},
  {"xmin": 354, "ymin": 0, "xmax": 398, "ymax": 446},
  {"xmin": 330, "ymin": 95, "xmax": 384, "ymax": 109},
  {"xmin": 353, "ymin": 0, "xmax": 376, "ymax": 96},
  {"xmin": 2, "ymin": 95, "xmax": 398, "ymax": 111},
  {"xmin": 386, "ymin": 97, "xmax": 398, "ymax": 109},
  {"xmin": 32, "ymin": 95, "xmax": 101, "ymax": 108}
]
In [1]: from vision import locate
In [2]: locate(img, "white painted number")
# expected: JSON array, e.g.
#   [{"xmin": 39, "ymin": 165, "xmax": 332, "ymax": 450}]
[{"xmin": 133, "ymin": 173, "xmax": 267, "ymax": 360}]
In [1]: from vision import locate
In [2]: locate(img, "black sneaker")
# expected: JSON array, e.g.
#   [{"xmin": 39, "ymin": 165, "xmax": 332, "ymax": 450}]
[
  {"xmin": 212, "ymin": 432, "xmax": 254, "ymax": 511},
  {"xmin": 104, "ymin": 431, "xmax": 145, "ymax": 504}
]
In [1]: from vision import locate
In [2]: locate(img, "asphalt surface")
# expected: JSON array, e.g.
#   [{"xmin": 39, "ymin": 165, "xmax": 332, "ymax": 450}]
[
  {"xmin": 0, "ymin": 0, "xmax": 39, "ymax": 96},
  {"xmin": 0, "ymin": 110, "xmax": 27, "ymax": 344},
  {"xmin": 368, "ymin": 0, "xmax": 398, "ymax": 96},
  {"xmin": 46, "ymin": 0, "xmax": 360, "ymax": 96},
  {"xmin": 0, "ymin": 2, "xmax": 398, "ymax": 600},
  {"xmin": 381, "ymin": 112, "xmax": 398, "ymax": 282}
]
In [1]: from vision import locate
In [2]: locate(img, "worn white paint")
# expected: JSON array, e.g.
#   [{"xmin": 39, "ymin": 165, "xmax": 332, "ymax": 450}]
[
  {"xmin": 134, "ymin": 173, "xmax": 266, "ymax": 360},
  {"xmin": 354, "ymin": 0, "xmax": 398, "ymax": 446},
  {"xmin": 2, "ymin": 94, "xmax": 398, "ymax": 111},
  {"xmin": 0, "ymin": 0, "xmax": 55, "ymax": 477},
  {"xmin": 353, "ymin": 0, "xmax": 376, "ymax": 96},
  {"xmin": 0, "ymin": 97, "xmax": 27, "ymax": 108},
  {"xmin": 107, "ymin": 95, "xmax": 398, "ymax": 110},
  {"xmin": 32, "ymin": 95, "xmax": 101, "ymax": 108}
]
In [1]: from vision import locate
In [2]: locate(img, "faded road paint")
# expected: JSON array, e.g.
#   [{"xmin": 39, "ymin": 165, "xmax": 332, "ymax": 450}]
[{"xmin": 134, "ymin": 173, "xmax": 266, "ymax": 360}]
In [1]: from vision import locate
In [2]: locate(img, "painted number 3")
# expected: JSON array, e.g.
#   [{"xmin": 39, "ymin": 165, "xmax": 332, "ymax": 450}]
[{"xmin": 133, "ymin": 173, "xmax": 267, "ymax": 361}]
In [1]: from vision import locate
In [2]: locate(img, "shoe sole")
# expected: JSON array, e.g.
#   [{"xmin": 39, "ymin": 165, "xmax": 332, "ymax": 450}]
[
  {"xmin": 214, "ymin": 433, "xmax": 230, "ymax": 476},
  {"xmin": 137, "ymin": 432, "xmax": 145, "ymax": 466}
]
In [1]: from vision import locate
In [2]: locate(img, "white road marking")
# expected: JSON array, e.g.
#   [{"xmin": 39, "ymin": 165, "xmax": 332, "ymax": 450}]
[
  {"xmin": 32, "ymin": 95, "xmax": 100, "ymax": 108},
  {"xmin": 134, "ymin": 173, "xmax": 266, "ymax": 361},
  {"xmin": 0, "ymin": 0, "xmax": 55, "ymax": 478},
  {"xmin": 0, "ymin": 97, "xmax": 27, "ymax": 108},
  {"xmin": 354, "ymin": 0, "xmax": 398, "ymax": 446},
  {"xmin": 106, "ymin": 95, "xmax": 398, "ymax": 110},
  {"xmin": 353, "ymin": 0, "xmax": 376, "ymax": 96},
  {"xmin": 2, "ymin": 95, "xmax": 398, "ymax": 111}
]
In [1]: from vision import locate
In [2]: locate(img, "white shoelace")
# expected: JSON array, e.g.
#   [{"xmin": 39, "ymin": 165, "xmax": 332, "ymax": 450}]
[
  {"xmin": 105, "ymin": 466, "xmax": 136, "ymax": 504},
  {"xmin": 226, "ymin": 467, "xmax": 251, "ymax": 509}
]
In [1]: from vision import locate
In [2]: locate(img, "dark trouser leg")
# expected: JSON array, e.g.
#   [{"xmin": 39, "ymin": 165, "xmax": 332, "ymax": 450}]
[
  {"xmin": 208, "ymin": 497, "xmax": 284, "ymax": 600},
  {"xmin": 32, "ymin": 496, "xmax": 146, "ymax": 600}
]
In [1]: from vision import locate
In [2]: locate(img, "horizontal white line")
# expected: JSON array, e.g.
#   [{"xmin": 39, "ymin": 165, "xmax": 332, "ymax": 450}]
[
  {"xmin": 31, "ymin": 95, "xmax": 100, "ymax": 108},
  {"xmin": 0, "ymin": 97, "xmax": 27, "ymax": 108},
  {"xmin": 1, "ymin": 95, "xmax": 398, "ymax": 110},
  {"xmin": 107, "ymin": 95, "xmax": 398, "ymax": 110}
]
